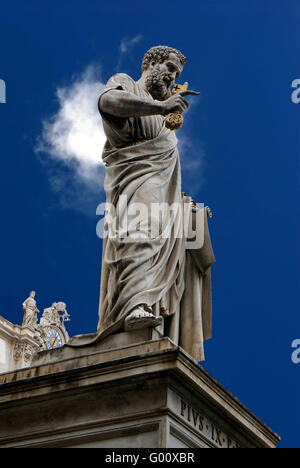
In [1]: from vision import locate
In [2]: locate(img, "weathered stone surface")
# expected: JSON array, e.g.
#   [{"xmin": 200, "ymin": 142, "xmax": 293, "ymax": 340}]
[
  {"xmin": 31, "ymin": 328, "xmax": 163, "ymax": 367},
  {"xmin": 0, "ymin": 296, "xmax": 71, "ymax": 374},
  {"xmin": 0, "ymin": 315, "xmax": 39, "ymax": 373},
  {"xmin": 0, "ymin": 336, "xmax": 280, "ymax": 448}
]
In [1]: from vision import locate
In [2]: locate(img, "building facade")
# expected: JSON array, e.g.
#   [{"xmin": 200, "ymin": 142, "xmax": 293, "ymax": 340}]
[{"xmin": 0, "ymin": 295, "xmax": 70, "ymax": 374}]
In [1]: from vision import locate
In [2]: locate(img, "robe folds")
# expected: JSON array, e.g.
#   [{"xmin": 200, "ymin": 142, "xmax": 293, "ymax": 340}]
[{"xmin": 69, "ymin": 73, "xmax": 215, "ymax": 362}]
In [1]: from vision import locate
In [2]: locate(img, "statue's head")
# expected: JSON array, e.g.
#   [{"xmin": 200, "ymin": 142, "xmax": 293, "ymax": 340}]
[
  {"xmin": 54, "ymin": 302, "xmax": 67, "ymax": 312},
  {"xmin": 30, "ymin": 291, "xmax": 36, "ymax": 298},
  {"xmin": 141, "ymin": 46, "xmax": 187, "ymax": 101}
]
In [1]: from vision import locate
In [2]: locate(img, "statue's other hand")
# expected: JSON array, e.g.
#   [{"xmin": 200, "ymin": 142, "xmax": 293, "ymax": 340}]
[{"xmin": 161, "ymin": 91, "xmax": 200, "ymax": 116}]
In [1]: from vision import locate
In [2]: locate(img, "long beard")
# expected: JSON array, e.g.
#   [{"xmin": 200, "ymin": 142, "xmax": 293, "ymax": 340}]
[{"xmin": 145, "ymin": 69, "xmax": 172, "ymax": 101}]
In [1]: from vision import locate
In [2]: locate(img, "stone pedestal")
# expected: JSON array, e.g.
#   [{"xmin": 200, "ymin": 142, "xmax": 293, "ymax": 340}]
[{"xmin": 0, "ymin": 331, "xmax": 280, "ymax": 448}]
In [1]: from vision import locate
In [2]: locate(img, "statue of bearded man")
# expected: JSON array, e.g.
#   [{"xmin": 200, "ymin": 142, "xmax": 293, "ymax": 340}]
[{"xmin": 70, "ymin": 46, "xmax": 215, "ymax": 362}]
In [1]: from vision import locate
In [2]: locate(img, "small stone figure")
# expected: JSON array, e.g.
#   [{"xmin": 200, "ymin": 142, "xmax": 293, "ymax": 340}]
[
  {"xmin": 56, "ymin": 302, "xmax": 71, "ymax": 322},
  {"xmin": 40, "ymin": 302, "xmax": 70, "ymax": 327},
  {"xmin": 22, "ymin": 291, "xmax": 39, "ymax": 328},
  {"xmin": 52, "ymin": 302, "xmax": 70, "ymax": 324},
  {"xmin": 39, "ymin": 304, "xmax": 55, "ymax": 327}
]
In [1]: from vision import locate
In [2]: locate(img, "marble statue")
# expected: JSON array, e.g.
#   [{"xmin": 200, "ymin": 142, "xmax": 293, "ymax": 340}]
[
  {"xmin": 22, "ymin": 291, "xmax": 39, "ymax": 328},
  {"xmin": 40, "ymin": 302, "xmax": 70, "ymax": 327},
  {"xmin": 70, "ymin": 46, "xmax": 215, "ymax": 362}
]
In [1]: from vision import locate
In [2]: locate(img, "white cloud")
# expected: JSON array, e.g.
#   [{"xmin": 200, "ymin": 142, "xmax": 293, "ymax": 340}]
[
  {"xmin": 36, "ymin": 65, "xmax": 107, "ymax": 214},
  {"xmin": 119, "ymin": 34, "xmax": 143, "ymax": 54},
  {"xmin": 36, "ymin": 36, "xmax": 144, "ymax": 206},
  {"xmin": 116, "ymin": 34, "xmax": 143, "ymax": 71},
  {"xmin": 37, "ymin": 65, "xmax": 106, "ymax": 184}
]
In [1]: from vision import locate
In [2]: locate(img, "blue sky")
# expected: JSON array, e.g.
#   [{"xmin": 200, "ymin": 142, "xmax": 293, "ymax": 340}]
[{"xmin": 0, "ymin": 0, "xmax": 299, "ymax": 448}]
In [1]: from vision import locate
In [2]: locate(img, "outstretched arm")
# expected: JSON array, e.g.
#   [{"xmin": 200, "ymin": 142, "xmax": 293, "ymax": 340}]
[{"xmin": 99, "ymin": 89, "xmax": 199, "ymax": 119}]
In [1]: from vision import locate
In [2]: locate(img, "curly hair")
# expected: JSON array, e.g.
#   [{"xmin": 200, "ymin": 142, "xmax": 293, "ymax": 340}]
[{"xmin": 141, "ymin": 46, "xmax": 186, "ymax": 72}]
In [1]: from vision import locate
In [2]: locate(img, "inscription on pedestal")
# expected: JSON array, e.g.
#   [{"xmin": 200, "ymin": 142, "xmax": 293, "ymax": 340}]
[{"xmin": 178, "ymin": 398, "xmax": 240, "ymax": 448}]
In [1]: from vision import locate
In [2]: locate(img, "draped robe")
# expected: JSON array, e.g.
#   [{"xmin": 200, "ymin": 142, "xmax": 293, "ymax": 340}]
[{"xmin": 69, "ymin": 73, "xmax": 215, "ymax": 362}]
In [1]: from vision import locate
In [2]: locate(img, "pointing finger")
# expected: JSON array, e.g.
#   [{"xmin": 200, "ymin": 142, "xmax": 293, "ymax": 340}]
[{"xmin": 179, "ymin": 90, "xmax": 200, "ymax": 97}]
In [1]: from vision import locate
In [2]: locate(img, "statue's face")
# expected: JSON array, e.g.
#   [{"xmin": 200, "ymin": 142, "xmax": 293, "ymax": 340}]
[
  {"xmin": 145, "ymin": 53, "xmax": 184, "ymax": 101},
  {"xmin": 30, "ymin": 291, "xmax": 36, "ymax": 298}
]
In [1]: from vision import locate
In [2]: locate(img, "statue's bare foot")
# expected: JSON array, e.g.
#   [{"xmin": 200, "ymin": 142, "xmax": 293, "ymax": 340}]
[{"xmin": 124, "ymin": 306, "xmax": 162, "ymax": 331}]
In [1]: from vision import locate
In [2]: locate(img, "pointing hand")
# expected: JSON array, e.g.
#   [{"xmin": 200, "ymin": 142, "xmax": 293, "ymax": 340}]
[{"xmin": 161, "ymin": 90, "xmax": 200, "ymax": 116}]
